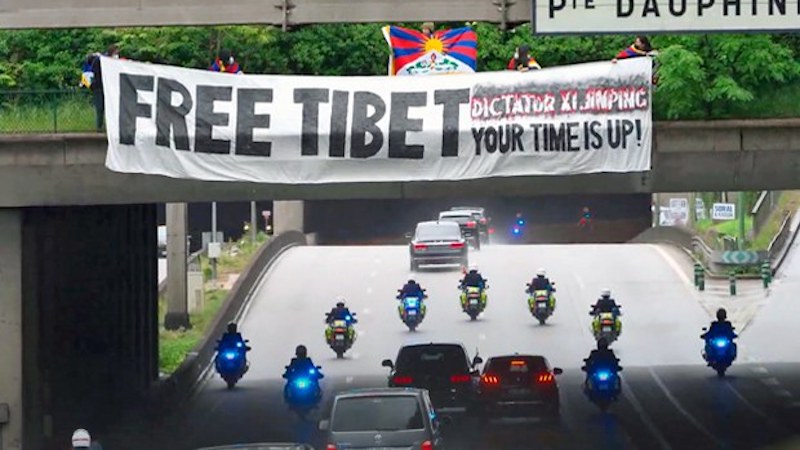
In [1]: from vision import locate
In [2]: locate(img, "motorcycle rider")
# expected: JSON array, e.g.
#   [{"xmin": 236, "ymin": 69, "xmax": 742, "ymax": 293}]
[
  {"xmin": 71, "ymin": 429, "xmax": 92, "ymax": 450},
  {"xmin": 527, "ymin": 268, "xmax": 556, "ymax": 309},
  {"xmin": 460, "ymin": 264, "xmax": 487, "ymax": 309},
  {"xmin": 701, "ymin": 308, "xmax": 738, "ymax": 362},
  {"xmin": 218, "ymin": 322, "xmax": 251, "ymax": 350},
  {"xmin": 591, "ymin": 289, "xmax": 622, "ymax": 335},
  {"xmin": 581, "ymin": 338, "xmax": 622, "ymax": 392},
  {"xmin": 216, "ymin": 322, "xmax": 251, "ymax": 374},
  {"xmin": 397, "ymin": 279, "xmax": 427, "ymax": 318},
  {"xmin": 283, "ymin": 345, "xmax": 323, "ymax": 379},
  {"xmin": 325, "ymin": 298, "xmax": 357, "ymax": 341}
]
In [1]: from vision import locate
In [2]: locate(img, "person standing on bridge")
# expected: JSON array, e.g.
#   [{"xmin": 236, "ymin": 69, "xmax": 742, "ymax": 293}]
[
  {"xmin": 210, "ymin": 49, "xmax": 243, "ymax": 74},
  {"xmin": 421, "ymin": 22, "xmax": 435, "ymax": 38},
  {"xmin": 612, "ymin": 36, "xmax": 659, "ymax": 84},
  {"xmin": 89, "ymin": 44, "xmax": 121, "ymax": 132},
  {"xmin": 507, "ymin": 45, "xmax": 541, "ymax": 72}
]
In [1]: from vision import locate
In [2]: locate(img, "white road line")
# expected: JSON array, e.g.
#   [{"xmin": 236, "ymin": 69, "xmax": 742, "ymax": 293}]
[
  {"xmin": 752, "ymin": 366, "xmax": 769, "ymax": 374},
  {"xmin": 652, "ymin": 245, "xmax": 693, "ymax": 288},
  {"xmin": 362, "ymin": 308, "xmax": 372, "ymax": 315},
  {"xmin": 366, "ymin": 287, "xmax": 373, "ymax": 295},
  {"xmin": 478, "ymin": 333, "xmax": 487, "ymax": 341},
  {"xmin": 648, "ymin": 367, "xmax": 724, "ymax": 446},
  {"xmin": 775, "ymin": 389, "xmax": 793, "ymax": 398},
  {"xmin": 346, "ymin": 376, "xmax": 354, "ymax": 384},
  {"xmin": 621, "ymin": 378, "xmax": 673, "ymax": 450},
  {"xmin": 723, "ymin": 382, "xmax": 777, "ymax": 425},
  {"xmin": 762, "ymin": 377, "xmax": 781, "ymax": 387}
]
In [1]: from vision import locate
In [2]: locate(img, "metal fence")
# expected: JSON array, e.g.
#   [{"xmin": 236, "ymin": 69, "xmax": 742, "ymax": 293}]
[{"xmin": 0, "ymin": 89, "xmax": 96, "ymax": 134}]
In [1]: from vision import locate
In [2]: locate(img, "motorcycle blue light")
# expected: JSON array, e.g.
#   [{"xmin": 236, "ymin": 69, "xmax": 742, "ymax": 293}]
[
  {"xmin": 714, "ymin": 338, "xmax": 729, "ymax": 348},
  {"xmin": 518, "ymin": 219, "xmax": 525, "ymax": 226},
  {"xmin": 308, "ymin": 368, "xmax": 316, "ymax": 375},
  {"xmin": 596, "ymin": 371, "xmax": 611, "ymax": 381},
  {"xmin": 513, "ymin": 227, "xmax": 521, "ymax": 235},
  {"xmin": 236, "ymin": 342, "xmax": 243, "ymax": 348},
  {"xmin": 294, "ymin": 378, "xmax": 310, "ymax": 389},
  {"xmin": 224, "ymin": 351, "xmax": 237, "ymax": 360},
  {"xmin": 345, "ymin": 315, "xmax": 352, "ymax": 321},
  {"xmin": 406, "ymin": 299, "xmax": 418, "ymax": 307}
]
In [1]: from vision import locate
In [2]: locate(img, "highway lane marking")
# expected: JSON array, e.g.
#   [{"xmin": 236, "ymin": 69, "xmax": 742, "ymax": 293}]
[
  {"xmin": 762, "ymin": 377, "xmax": 781, "ymax": 387},
  {"xmin": 362, "ymin": 307, "xmax": 371, "ymax": 315},
  {"xmin": 620, "ymin": 378, "xmax": 673, "ymax": 450},
  {"xmin": 370, "ymin": 270, "xmax": 378, "ymax": 278},
  {"xmin": 648, "ymin": 367, "xmax": 725, "ymax": 447},
  {"xmin": 752, "ymin": 366, "xmax": 769, "ymax": 374},
  {"xmin": 651, "ymin": 245, "xmax": 692, "ymax": 288},
  {"xmin": 723, "ymin": 382, "xmax": 786, "ymax": 432},
  {"xmin": 774, "ymin": 389, "xmax": 793, "ymax": 398},
  {"xmin": 478, "ymin": 333, "xmax": 487, "ymax": 341},
  {"xmin": 346, "ymin": 376, "xmax": 354, "ymax": 384},
  {"xmin": 366, "ymin": 287, "xmax": 373, "ymax": 295}
]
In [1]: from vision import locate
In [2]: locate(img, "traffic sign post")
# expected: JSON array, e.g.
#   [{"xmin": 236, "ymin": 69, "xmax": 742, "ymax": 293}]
[
  {"xmin": 729, "ymin": 271, "xmax": 737, "ymax": 296},
  {"xmin": 761, "ymin": 262, "xmax": 772, "ymax": 288},
  {"xmin": 694, "ymin": 263, "xmax": 705, "ymax": 291}
]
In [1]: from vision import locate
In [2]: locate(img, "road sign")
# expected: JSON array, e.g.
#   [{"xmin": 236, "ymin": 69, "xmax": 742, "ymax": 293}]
[
  {"xmin": 669, "ymin": 198, "xmax": 689, "ymax": 225},
  {"xmin": 695, "ymin": 198, "xmax": 706, "ymax": 220},
  {"xmin": 720, "ymin": 251, "xmax": 760, "ymax": 265},
  {"xmin": 712, "ymin": 203, "xmax": 736, "ymax": 220}
]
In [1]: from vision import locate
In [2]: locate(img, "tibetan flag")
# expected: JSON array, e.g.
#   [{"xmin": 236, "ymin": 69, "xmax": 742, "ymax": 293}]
[{"xmin": 382, "ymin": 25, "xmax": 477, "ymax": 76}]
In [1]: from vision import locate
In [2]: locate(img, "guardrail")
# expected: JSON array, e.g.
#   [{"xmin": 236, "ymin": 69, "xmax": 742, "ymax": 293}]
[
  {"xmin": 0, "ymin": 89, "xmax": 95, "ymax": 134},
  {"xmin": 157, "ymin": 248, "xmax": 204, "ymax": 298},
  {"xmin": 752, "ymin": 191, "xmax": 781, "ymax": 237},
  {"xmin": 150, "ymin": 230, "xmax": 307, "ymax": 409},
  {"xmin": 768, "ymin": 211, "xmax": 798, "ymax": 272}
]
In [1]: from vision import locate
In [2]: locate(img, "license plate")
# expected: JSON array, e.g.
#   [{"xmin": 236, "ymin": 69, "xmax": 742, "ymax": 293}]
[
  {"xmin": 508, "ymin": 388, "xmax": 530, "ymax": 396},
  {"xmin": 537, "ymin": 303, "xmax": 548, "ymax": 310},
  {"xmin": 408, "ymin": 310, "xmax": 417, "ymax": 315},
  {"xmin": 602, "ymin": 326, "xmax": 612, "ymax": 332},
  {"xmin": 470, "ymin": 299, "xmax": 479, "ymax": 305},
  {"xmin": 335, "ymin": 334, "xmax": 345, "ymax": 341}
]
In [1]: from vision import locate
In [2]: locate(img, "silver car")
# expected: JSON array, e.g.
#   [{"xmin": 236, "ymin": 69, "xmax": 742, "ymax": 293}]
[
  {"xmin": 408, "ymin": 221, "xmax": 468, "ymax": 271},
  {"xmin": 320, "ymin": 388, "xmax": 446, "ymax": 450}
]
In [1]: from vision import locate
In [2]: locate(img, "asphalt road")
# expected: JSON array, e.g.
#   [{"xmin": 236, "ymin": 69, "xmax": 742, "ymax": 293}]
[{"xmin": 160, "ymin": 243, "xmax": 800, "ymax": 450}]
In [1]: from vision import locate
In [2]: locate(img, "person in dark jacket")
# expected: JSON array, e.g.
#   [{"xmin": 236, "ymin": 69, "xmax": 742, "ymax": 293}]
[
  {"xmin": 461, "ymin": 264, "xmax": 486, "ymax": 290},
  {"xmin": 325, "ymin": 298, "xmax": 357, "ymax": 340},
  {"xmin": 398, "ymin": 279, "xmax": 426, "ymax": 299},
  {"xmin": 591, "ymin": 288, "xmax": 622, "ymax": 335},
  {"xmin": 507, "ymin": 45, "xmax": 542, "ymax": 71},
  {"xmin": 528, "ymin": 268, "xmax": 556, "ymax": 309},
  {"xmin": 90, "ymin": 44, "xmax": 120, "ymax": 131}
]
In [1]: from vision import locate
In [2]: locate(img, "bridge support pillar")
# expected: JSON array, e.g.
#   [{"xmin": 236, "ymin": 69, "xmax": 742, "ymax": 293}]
[
  {"xmin": 273, "ymin": 201, "xmax": 305, "ymax": 235},
  {"xmin": 164, "ymin": 203, "xmax": 190, "ymax": 330},
  {"xmin": 0, "ymin": 209, "xmax": 22, "ymax": 450}
]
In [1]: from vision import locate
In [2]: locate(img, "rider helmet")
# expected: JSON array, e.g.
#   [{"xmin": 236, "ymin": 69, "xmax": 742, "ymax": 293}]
[
  {"xmin": 295, "ymin": 345, "xmax": 307, "ymax": 358},
  {"xmin": 537, "ymin": 268, "xmax": 546, "ymax": 277},
  {"xmin": 469, "ymin": 263, "xmax": 479, "ymax": 272},
  {"xmin": 716, "ymin": 308, "xmax": 727, "ymax": 321},
  {"xmin": 600, "ymin": 288, "xmax": 611, "ymax": 298},
  {"xmin": 226, "ymin": 322, "xmax": 238, "ymax": 333},
  {"xmin": 72, "ymin": 429, "xmax": 91, "ymax": 449},
  {"xmin": 407, "ymin": 279, "xmax": 416, "ymax": 285},
  {"xmin": 335, "ymin": 296, "xmax": 346, "ymax": 308}
]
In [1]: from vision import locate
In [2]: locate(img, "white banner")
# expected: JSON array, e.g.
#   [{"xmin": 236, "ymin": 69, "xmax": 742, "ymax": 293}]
[
  {"xmin": 534, "ymin": 0, "xmax": 800, "ymax": 34},
  {"xmin": 102, "ymin": 57, "xmax": 652, "ymax": 184}
]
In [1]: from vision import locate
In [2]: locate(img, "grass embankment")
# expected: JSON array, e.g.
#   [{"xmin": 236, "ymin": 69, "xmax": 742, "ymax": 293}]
[
  {"xmin": 694, "ymin": 191, "xmax": 800, "ymax": 252},
  {"xmin": 159, "ymin": 231, "xmax": 269, "ymax": 374}
]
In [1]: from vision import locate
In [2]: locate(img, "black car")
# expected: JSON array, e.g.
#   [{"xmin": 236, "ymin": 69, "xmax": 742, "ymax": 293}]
[
  {"xmin": 438, "ymin": 210, "xmax": 481, "ymax": 249},
  {"xmin": 382, "ymin": 343, "xmax": 483, "ymax": 414},
  {"xmin": 408, "ymin": 221, "xmax": 468, "ymax": 271},
  {"xmin": 477, "ymin": 354, "xmax": 562, "ymax": 420},
  {"xmin": 449, "ymin": 206, "xmax": 490, "ymax": 244}
]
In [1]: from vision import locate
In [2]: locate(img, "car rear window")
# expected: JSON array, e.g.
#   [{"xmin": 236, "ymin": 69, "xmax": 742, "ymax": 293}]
[
  {"xmin": 331, "ymin": 396, "xmax": 424, "ymax": 432},
  {"xmin": 415, "ymin": 223, "xmax": 460, "ymax": 240},
  {"xmin": 486, "ymin": 356, "xmax": 548, "ymax": 375},
  {"xmin": 396, "ymin": 345, "xmax": 470, "ymax": 374}
]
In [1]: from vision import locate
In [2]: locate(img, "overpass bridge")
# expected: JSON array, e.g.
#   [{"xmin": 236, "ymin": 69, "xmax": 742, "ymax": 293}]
[{"xmin": 0, "ymin": 117, "xmax": 798, "ymax": 449}]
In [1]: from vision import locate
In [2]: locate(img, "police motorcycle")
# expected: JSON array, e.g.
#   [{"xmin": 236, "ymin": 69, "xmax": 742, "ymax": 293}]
[
  {"xmin": 397, "ymin": 288, "xmax": 427, "ymax": 331},
  {"xmin": 459, "ymin": 282, "xmax": 488, "ymax": 321},
  {"xmin": 325, "ymin": 312, "xmax": 357, "ymax": 359},
  {"xmin": 582, "ymin": 345, "xmax": 623, "ymax": 411},
  {"xmin": 527, "ymin": 282, "xmax": 556, "ymax": 325},
  {"xmin": 214, "ymin": 336, "xmax": 250, "ymax": 389}
]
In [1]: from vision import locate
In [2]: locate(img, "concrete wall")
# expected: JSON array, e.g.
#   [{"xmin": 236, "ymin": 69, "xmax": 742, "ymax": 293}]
[
  {"xmin": 1, "ymin": 120, "xmax": 799, "ymax": 207},
  {"xmin": 0, "ymin": 210, "xmax": 22, "ymax": 450},
  {"xmin": 21, "ymin": 205, "xmax": 158, "ymax": 450},
  {"xmin": 0, "ymin": 0, "xmax": 530, "ymax": 28}
]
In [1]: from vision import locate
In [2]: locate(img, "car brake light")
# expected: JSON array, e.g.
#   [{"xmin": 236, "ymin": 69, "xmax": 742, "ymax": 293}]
[
  {"xmin": 421, "ymin": 441, "xmax": 434, "ymax": 450},
  {"xmin": 511, "ymin": 360, "xmax": 526, "ymax": 366},
  {"xmin": 488, "ymin": 228, "xmax": 495, "ymax": 234},
  {"xmin": 537, "ymin": 373, "xmax": 555, "ymax": 383},
  {"xmin": 481, "ymin": 374, "xmax": 500, "ymax": 385},
  {"xmin": 450, "ymin": 374, "xmax": 471, "ymax": 383},
  {"xmin": 326, "ymin": 445, "xmax": 337, "ymax": 450},
  {"xmin": 450, "ymin": 242, "xmax": 465, "ymax": 249},
  {"xmin": 466, "ymin": 221, "xmax": 476, "ymax": 228},
  {"xmin": 413, "ymin": 243, "xmax": 427, "ymax": 250},
  {"xmin": 393, "ymin": 375, "xmax": 414, "ymax": 385},
  {"xmin": 479, "ymin": 218, "xmax": 487, "ymax": 224}
]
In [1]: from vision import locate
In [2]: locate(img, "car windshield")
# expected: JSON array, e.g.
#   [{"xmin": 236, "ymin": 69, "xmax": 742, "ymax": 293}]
[
  {"xmin": 486, "ymin": 356, "xmax": 548, "ymax": 375},
  {"xmin": 331, "ymin": 396, "xmax": 424, "ymax": 432},
  {"xmin": 396, "ymin": 345, "xmax": 470, "ymax": 374},
  {"xmin": 415, "ymin": 224, "xmax": 460, "ymax": 241}
]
